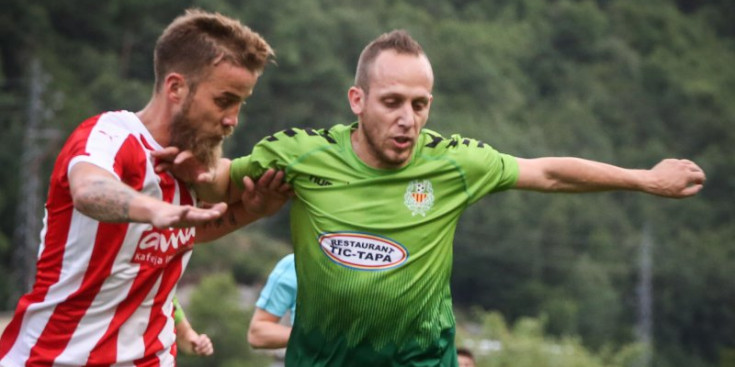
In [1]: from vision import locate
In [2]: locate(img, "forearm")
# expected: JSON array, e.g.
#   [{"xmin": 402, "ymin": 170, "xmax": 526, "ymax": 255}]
[
  {"xmin": 192, "ymin": 158, "xmax": 233, "ymax": 203},
  {"xmin": 175, "ymin": 318, "xmax": 197, "ymax": 354},
  {"xmin": 515, "ymin": 157, "xmax": 649, "ymax": 193},
  {"xmin": 72, "ymin": 171, "xmax": 159, "ymax": 223},
  {"xmin": 195, "ymin": 202, "xmax": 265, "ymax": 243},
  {"xmin": 247, "ymin": 322, "xmax": 291, "ymax": 349}
]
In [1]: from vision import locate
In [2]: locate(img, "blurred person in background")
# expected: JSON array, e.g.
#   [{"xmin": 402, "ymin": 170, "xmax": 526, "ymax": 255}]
[
  {"xmin": 457, "ymin": 347, "xmax": 476, "ymax": 367},
  {"xmin": 248, "ymin": 253, "xmax": 297, "ymax": 349},
  {"xmin": 173, "ymin": 296, "xmax": 213, "ymax": 357}
]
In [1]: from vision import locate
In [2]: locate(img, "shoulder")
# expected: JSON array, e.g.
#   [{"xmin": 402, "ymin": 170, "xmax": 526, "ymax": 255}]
[
  {"xmin": 232, "ymin": 125, "xmax": 348, "ymax": 180},
  {"xmin": 277, "ymin": 253, "xmax": 295, "ymax": 267},
  {"xmin": 272, "ymin": 254, "xmax": 296, "ymax": 276},
  {"xmin": 418, "ymin": 128, "xmax": 500, "ymax": 156},
  {"xmin": 255, "ymin": 124, "xmax": 348, "ymax": 150}
]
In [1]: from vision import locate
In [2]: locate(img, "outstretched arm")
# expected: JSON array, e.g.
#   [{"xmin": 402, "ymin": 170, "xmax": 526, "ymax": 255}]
[
  {"xmin": 247, "ymin": 308, "xmax": 292, "ymax": 349},
  {"xmin": 514, "ymin": 157, "xmax": 705, "ymax": 198},
  {"xmin": 69, "ymin": 162, "xmax": 226, "ymax": 228}
]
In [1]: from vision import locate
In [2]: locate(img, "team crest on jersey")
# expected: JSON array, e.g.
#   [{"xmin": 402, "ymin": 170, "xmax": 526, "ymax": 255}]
[
  {"xmin": 133, "ymin": 227, "xmax": 195, "ymax": 267},
  {"xmin": 404, "ymin": 180, "xmax": 434, "ymax": 216},
  {"xmin": 319, "ymin": 232, "xmax": 408, "ymax": 271}
]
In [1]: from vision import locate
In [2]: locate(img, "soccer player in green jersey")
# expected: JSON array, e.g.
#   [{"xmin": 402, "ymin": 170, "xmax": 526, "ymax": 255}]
[{"xmin": 180, "ymin": 30, "xmax": 705, "ymax": 366}]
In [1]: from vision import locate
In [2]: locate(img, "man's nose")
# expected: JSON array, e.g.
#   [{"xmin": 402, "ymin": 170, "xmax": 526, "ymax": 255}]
[
  {"xmin": 397, "ymin": 103, "xmax": 415, "ymax": 128},
  {"xmin": 223, "ymin": 107, "xmax": 240, "ymax": 128}
]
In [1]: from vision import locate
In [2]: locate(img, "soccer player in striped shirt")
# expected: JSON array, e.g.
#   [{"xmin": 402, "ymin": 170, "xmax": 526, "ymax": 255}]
[{"xmin": 0, "ymin": 9, "xmax": 288, "ymax": 367}]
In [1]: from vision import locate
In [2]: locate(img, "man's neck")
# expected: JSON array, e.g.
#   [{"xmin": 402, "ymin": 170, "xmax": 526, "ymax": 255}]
[{"xmin": 136, "ymin": 99, "xmax": 172, "ymax": 146}]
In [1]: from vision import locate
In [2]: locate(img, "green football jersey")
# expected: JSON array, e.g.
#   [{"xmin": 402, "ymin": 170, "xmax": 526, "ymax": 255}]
[{"xmin": 231, "ymin": 123, "xmax": 519, "ymax": 366}]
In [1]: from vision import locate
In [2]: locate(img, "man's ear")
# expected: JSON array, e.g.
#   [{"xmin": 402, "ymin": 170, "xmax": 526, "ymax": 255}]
[
  {"xmin": 348, "ymin": 86, "xmax": 365, "ymax": 115},
  {"xmin": 163, "ymin": 73, "xmax": 188, "ymax": 103}
]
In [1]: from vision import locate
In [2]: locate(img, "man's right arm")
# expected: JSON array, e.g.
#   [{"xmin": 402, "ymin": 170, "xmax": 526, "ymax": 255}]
[{"xmin": 69, "ymin": 162, "xmax": 226, "ymax": 228}]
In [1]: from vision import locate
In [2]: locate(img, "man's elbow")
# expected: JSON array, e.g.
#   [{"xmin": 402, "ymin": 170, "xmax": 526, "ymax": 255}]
[{"xmin": 247, "ymin": 328, "xmax": 265, "ymax": 349}]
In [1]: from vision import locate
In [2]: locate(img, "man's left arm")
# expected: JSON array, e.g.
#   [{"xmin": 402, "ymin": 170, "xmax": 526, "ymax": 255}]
[
  {"xmin": 514, "ymin": 157, "xmax": 706, "ymax": 198},
  {"xmin": 195, "ymin": 170, "xmax": 292, "ymax": 243}
]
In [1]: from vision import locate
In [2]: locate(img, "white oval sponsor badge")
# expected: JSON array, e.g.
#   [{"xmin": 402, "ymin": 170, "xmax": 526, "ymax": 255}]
[{"xmin": 318, "ymin": 232, "xmax": 408, "ymax": 271}]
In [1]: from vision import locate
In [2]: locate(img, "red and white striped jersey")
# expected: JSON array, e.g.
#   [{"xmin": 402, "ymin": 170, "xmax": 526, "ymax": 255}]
[{"xmin": 0, "ymin": 111, "xmax": 196, "ymax": 367}]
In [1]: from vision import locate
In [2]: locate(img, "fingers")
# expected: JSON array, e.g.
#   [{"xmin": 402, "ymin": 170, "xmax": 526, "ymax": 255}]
[
  {"xmin": 151, "ymin": 146, "xmax": 180, "ymax": 159},
  {"xmin": 205, "ymin": 202, "xmax": 228, "ymax": 215},
  {"xmin": 242, "ymin": 169, "xmax": 289, "ymax": 195},
  {"xmin": 681, "ymin": 183, "xmax": 704, "ymax": 197},
  {"xmin": 258, "ymin": 169, "xmax": 292, "ymax": 195},
  {"xmin": 242, "ymin": 176, "xmax": 256, "ymax": 194},
  {"xmin": 154, "ymin": 203, "xmax": 228, "ymax": 228},
  {"xmin": 197, "ymin": 171, "xmax": 215, "ymax": 184},
  {"xmin": 152, "ymin": 147, "xmax": 180, "ymax": 173},
  {"xmin": 173, "ymin": 150, "xmax": 195, "ymax": 165},
  {"xmin": 194, "ymin": 334, "xmax": 214, "ymax": 356},
  {"xmin": 185, "ymin": 203, "xmax": 227, "ymax": 221}
]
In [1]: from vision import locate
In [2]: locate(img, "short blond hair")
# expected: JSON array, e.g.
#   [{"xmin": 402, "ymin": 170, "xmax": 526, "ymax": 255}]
[
  {"xmin": 354, "ymin": 30, "xmax": 425, "ymax": 93},
  {"xmin": 153, "ymin": 8, "xmax": 274, "ymax": 91}
]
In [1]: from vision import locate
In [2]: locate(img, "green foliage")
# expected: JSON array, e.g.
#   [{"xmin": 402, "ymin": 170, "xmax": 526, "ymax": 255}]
[
  {"xmin": 185, "ymin": 225, "xmax": 292, "ymax": 285},
  {"xmin": 456, "ymin": 310, "xmax": 646, "ymax": 367},
  {"xmin": 177, "ymin": 273, "xmax": 270, "ymax": 367}
]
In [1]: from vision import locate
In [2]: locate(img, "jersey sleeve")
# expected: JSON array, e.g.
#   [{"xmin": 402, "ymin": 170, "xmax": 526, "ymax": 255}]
[
  {"xmin": 434, "ymin": 132, "xmax": 519, "ymax": 205},
  {"xmin": 255, "ymin": 255, "xmax": 297, "ymax": 319},
  {"xmin": 66, "ymin": 114, "xmax": 144, "ymax": 184},
  {"xmin": 230, "ymin": 127, "xmax": 339, "ymax": 189},
  {"xmin": 172, "ymin": 296, "xmax": 185, "ymax": 325}
]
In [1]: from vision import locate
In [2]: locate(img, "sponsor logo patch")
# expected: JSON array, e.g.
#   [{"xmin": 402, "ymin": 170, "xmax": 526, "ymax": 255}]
[
  {"xmin": 133, "ymin": 227, "xmax": 195, "ymax": 267},
  {"xmin": 319, "ymin": 232, "xmax": 408, "ymax": 271}
]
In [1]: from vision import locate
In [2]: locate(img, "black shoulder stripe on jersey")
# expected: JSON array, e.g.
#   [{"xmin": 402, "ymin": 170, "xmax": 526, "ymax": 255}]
[
  {"xmin": 305, "ymin": 128, "xmax": 319, "ymax": 136},
  {"xmin": 447, "ymin": 139, "xmax": 458, "ymax": 148},
  {"xmin": 425, "ymin": 134, "xmax": 444, "ymax": 148},
  {"xmin": 284, "ymin": 128, "xmax": 297, "ymax": 137},
  {"xmin": 462, "ymin": 139, "xmax": 471, "ymax": 146},
  {"xmin": 320, "ymin": 130, "xmax": 337, "ymax": 144}
]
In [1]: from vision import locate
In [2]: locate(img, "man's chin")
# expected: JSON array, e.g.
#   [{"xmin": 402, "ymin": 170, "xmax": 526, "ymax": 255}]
[{"xmin": 191, "ymin": 140, "xmax": 223, "ymax": 169}]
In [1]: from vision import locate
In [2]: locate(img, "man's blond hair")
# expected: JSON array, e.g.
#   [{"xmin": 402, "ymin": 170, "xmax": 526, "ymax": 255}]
[{"xmin": 154, "ymin": 8, "xmax": 274, "ymax": 91}]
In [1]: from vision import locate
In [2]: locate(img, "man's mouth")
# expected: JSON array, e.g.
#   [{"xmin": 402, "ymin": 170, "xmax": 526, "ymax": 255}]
[{"xmin": 392, "ymin": 136, "xmax": 412, "ymax": 149}]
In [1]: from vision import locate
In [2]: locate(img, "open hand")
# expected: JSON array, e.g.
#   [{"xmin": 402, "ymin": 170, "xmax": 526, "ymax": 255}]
[
  {"xmin": 150, "ymin": 202, "xmax": 228, "ymax": 229},
  {"xmin": 241, "ymin": 169, "xmax": 293, "ymax": 217}
]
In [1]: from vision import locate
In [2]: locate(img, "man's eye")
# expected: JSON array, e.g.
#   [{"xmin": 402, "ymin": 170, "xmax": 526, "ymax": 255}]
[
  {"xmin": 384, "ymin": 99, "xmax": 400, "ymax": 107},
  {"xmin": 215, "ymin": 98, "xmax": 237, "ymax": 108}
]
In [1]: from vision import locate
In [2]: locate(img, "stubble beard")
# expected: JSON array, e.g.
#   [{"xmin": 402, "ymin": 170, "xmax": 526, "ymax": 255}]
[{"xmin": 362, "ymin": 122, "xmax": 411, "ymax": 168}]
